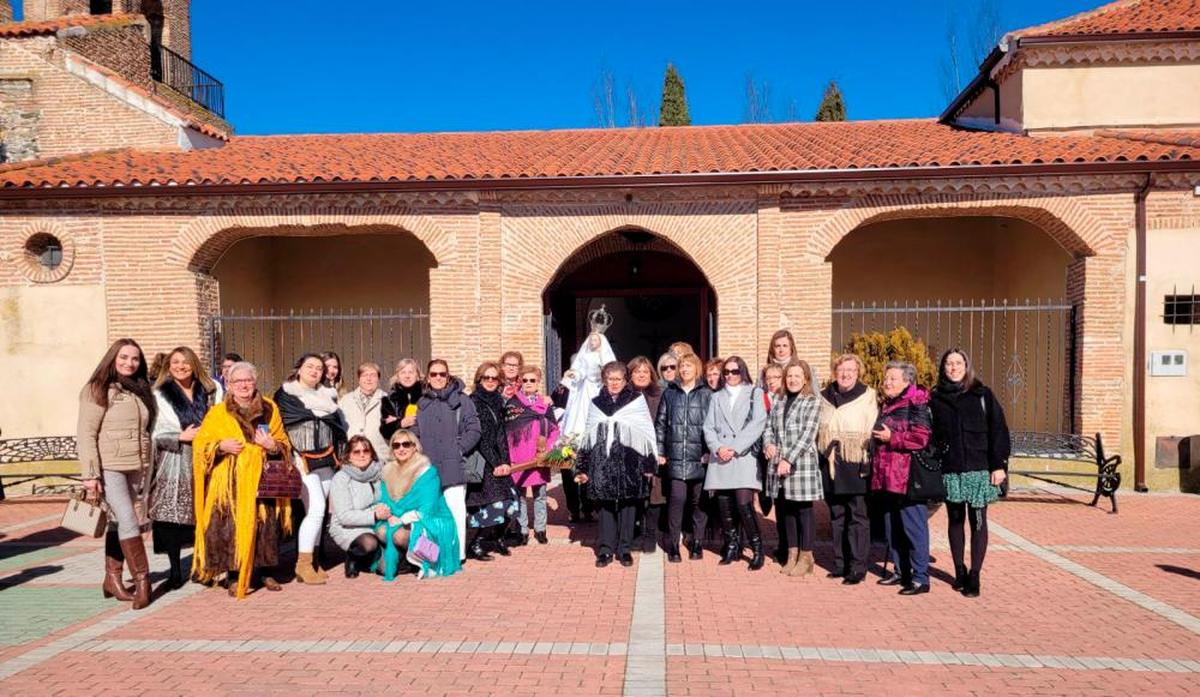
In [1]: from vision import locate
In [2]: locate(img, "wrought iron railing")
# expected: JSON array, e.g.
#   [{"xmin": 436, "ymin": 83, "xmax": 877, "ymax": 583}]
[
  {"xmin": 831, "ymin": 298, "xmax": 1077, "ymax": 434},
  {"xmin": 207, "ymin": 309, "xmax": 432, "ymax": 391},
  {"xmin": 150, "ymin": 43, "xmax": 225, "ymax": 117}
]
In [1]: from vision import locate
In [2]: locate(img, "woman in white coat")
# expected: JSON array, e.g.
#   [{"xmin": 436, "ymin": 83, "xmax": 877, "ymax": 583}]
[
  {"xmin": 342, "ymin": 362, "xmax": 391, "ymax": 462},
  {"xmin": 703, "ymin": 356, "xmax": 769, "ymax": 570}
]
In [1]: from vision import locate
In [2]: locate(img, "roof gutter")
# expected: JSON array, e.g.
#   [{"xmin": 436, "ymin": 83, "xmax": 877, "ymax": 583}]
[
  {"xmin": 1, "ymin": 159, "xmax": 1197, "ymax": 201},
  {"xmin": 938, "ymin": 46, "xmax": 1007, "ymax": 124}
]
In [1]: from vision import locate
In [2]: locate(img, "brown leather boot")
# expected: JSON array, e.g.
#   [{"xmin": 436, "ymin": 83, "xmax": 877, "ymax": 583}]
[
  {"xmin": 103, "ymin": 554, "xmax": 135, "ymax": 600},
  {"xmin": 799, "ymin": 550, "xmax": 815, "ymax": 577},
  {"xmin": 295, "ymin": 552, "xmax": 326, "ymax": 585},
  {"xmin": 119, "ymin": 536, "xmax": 152, "ymax": 610}
]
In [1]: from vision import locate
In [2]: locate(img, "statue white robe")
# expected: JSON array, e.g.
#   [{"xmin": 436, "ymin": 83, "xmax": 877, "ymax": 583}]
[{"xmin": 560, "ymin": 334, "xmax": 617, "ymax": 438}]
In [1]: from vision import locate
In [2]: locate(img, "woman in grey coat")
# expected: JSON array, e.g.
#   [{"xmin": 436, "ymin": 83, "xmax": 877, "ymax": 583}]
[
  {"xmin": 761, "ymin": 360, "xmax": 823, "ymax": 577},
  {"xmin": 703, "ymin": 355, "xmax": 769, "ymax": 570},
  {"xmin": 329, "ymin": 435, "xmax": 389, "ymax": 578}
]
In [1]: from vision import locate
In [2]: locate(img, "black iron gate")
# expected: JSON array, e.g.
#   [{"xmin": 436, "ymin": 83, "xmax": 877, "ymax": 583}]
[
  {"xmin": 831, "ymin": 298, "xmax": 1077, "ymax": 434},
  {"xmin": 207, "ymin": 308, "xmax": 431, "ymax": 390}
]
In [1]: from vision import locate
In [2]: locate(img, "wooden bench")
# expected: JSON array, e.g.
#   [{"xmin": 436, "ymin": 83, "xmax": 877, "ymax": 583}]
[
  {"xmin": 1002, "ymin": 432, "xmax": 1121, "ymax": 514},
  {"xmin": 0, "ymin": 435, "xmax": 81, "ymax": 501}
]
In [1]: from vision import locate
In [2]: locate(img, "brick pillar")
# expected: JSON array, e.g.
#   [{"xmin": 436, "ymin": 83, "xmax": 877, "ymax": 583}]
[{"xmin": 1068, "ymin": 253, "xmax": 1126, "ymax": 449}]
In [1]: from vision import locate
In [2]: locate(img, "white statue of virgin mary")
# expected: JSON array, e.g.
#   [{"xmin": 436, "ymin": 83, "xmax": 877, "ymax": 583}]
[{"xmin": 559, "ymin": 311, "xmax": 618, "ymax": 438}]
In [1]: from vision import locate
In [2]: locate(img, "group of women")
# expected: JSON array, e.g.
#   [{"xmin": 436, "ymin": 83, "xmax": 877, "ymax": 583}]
[{"xmin": 76, "ymin": 328, "xmax": 1010, "ymax": 605}]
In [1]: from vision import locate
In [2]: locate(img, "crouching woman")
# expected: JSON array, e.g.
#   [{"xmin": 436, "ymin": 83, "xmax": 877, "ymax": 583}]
[{"xmin": 376, "ymin": 429, "xmax": 462, "ymax": 580}]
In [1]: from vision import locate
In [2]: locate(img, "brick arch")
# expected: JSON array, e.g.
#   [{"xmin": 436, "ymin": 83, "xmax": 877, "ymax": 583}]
[
  {"xmin": 807, "ymin": 195, "xmax": 1110, "ymax": 260},
  {"xmin": 167, "ymin": 207, "xmax": 457, "ymax": 273},
  {"xmin": 543, "ymin": 226, "xmax": 707, "ymax": 295}
]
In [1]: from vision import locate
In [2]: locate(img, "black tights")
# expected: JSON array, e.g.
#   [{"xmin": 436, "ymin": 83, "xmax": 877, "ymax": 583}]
[
  {"xmin": 349, "ymin": 533, "xmax": 380, "ymax": 561},
  {"xmin": 946, "ymin": 502, "xmax": 988, "ymax": 578},
  {"xmin": 775, "ymin": 499, "xmax": 814, "ymax": 551}
]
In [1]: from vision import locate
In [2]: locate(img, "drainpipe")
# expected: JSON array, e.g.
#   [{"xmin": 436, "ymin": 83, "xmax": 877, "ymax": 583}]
[{"xmin": 1133, "ymin": 174, "xmax": 1152, "ymax": 493}]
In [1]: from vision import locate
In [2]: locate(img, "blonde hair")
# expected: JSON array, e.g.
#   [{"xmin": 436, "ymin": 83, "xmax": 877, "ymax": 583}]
[
  {"xmin": 831, "ymin": 353, "xmax": 865, "ymax": 376},
  {"xmin": 389, "ymin": 358, "xmax": 423, "ymax": 387},
  {"xmin": 153, "ymin": 346, "xmax": 218, "ymax": 394}
]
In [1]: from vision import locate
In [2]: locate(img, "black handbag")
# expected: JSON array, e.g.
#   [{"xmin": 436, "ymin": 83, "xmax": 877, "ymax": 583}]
[{"xmin": 907, "ymin": 446, "xmax": 946, "ymax": 502}]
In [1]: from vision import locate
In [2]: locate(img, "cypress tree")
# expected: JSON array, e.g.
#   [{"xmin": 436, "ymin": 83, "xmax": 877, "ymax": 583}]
[
  {"xmin": 658, "ymin": 64, "xmax": 691, "ymax": 127},
  {"xmin": 814, "ymin": 81, "xmax": 847, "ymax": 122}
]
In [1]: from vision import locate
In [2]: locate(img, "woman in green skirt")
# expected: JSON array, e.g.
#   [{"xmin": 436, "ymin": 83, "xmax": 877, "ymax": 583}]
[{"xmin": 930, "ymin": 349, "xmax": 1010, "ymax": 598}]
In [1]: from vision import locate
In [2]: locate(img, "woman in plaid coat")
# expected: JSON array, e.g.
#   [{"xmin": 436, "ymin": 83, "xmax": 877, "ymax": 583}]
[{"xmin": 762, "ymin": 360, "xmax": 822, "ymax": 577}]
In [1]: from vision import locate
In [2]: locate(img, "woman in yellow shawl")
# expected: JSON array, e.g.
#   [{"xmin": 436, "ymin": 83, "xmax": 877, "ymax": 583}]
[{"xmin": 192, "ymin": 361, "xmax": 294, "ymax": 599}]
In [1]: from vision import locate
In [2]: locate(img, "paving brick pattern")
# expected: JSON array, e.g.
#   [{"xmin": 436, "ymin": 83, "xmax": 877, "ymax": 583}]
[{"xmin": 1, "ymin": 487, "xmax": 1199, "ymax": 696}]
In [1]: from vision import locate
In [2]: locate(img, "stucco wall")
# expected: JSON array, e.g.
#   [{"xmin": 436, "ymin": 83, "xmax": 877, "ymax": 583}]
[
  {"xmin": 0, "ymin": 284, "xmax": 108, "ymax": 437},
  {"xmin": 1023, "ymin": 63, "xmax": 1200, "ymax": 131}
]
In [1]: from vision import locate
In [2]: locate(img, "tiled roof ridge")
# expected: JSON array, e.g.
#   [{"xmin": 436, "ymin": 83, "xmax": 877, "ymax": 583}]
[
  {"xmin": 227, "ymin": 117, "xmax": 938, "ymax": 142},
  {"xmin": 1014, "ymin": 0, "xmax": 1143, "ymax": 36},
  {"xmin": 0, "ymin": 12, "xmax": 145, "ymax": 37},
  {"xmin": 1095, "ymin": 128, "xmax": 1200, "ymax": 147}
]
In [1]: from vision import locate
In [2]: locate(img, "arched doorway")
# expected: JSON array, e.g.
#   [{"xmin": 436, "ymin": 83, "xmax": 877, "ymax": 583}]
[
  {"xmin": 828, "ymin": 215, "xmax": 1076, "ymax": 433},
  {"xmin": 542, "ymin": 229, "xmax": 717, "ymax": 387},
  {"xmin": 206, "ymin": 228, "xmax": 436, "ymax": 388}
]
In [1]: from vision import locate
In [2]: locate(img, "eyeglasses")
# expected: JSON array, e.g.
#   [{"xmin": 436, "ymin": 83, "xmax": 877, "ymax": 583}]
[
  {"xmin": 391, "ymin": 441, "xmax": 415, "ymax": 450},
  {"xmin": 428, "ymin": 371, "xmax": 448, "ymax": 378},
  {"xmin": 229, "ymin": 378, "xmax": 255, "ymax": 385},
  {"xmin": 349, "ymin": 448, "xmax": 372, "ymax": 455},
  {"xmin": 503, "ymin": 362, "xmax": 520, "ymax": 368},
  {"xmin": 723, "ymin": 369, "xmax": 741, "ymax": 376},
  {"xmin": 481, "ymin": 375, "xmax": 500, "ymax": 382},
  {"xmin": 660, "ymin": 365, "xmax": 677, "ymax": 372},
  {"xmin": 522, "ymin": 377, "xmax": 538, "ymax": 384}
]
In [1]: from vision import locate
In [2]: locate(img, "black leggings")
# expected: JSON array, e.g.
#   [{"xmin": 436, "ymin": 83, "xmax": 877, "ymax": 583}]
[
  {"xmin": 349, "ymin": 533, "xmax": 380, "ymax": 561},
  {"xmin": 775, "ymin": 499, "xmax": 814, "ymax": 551},
  {"xmin": 946, "ymin": 502, "xmax": 988, "ymax": 577},
  {"xmin": 667, "ymin": 479, "xmax": 706, "ymax": 545}
]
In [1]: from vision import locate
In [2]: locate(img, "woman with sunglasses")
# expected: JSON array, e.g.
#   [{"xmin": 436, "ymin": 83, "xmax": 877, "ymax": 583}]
[
  {"xmin": 377, "ymin": 430, "xmax": 461, "ymax": 579},
  {"xmin": 466, "ymin": 362, "xmax": 517, "ymax": 559},
  {"xmin": 657, "ymin": 352, "xmax": 680, "ymax": 389},
  {"xmin": 413, "ymin": 359, "xmax": 480, "ymax": 563},
  {"xmin": 329, "ymin": 435, "xmax": 388, "ymax": 578},
  {"xmin": 703, "ymin": 356, "xmax": 769, "ymax": 570},
  {"xmin": 505, "ymin": 366, "xmax": 558, "ymax": 545},
  {"xmin": 655, "ymin": 352, "xmax": 712, "ymax": 562}
]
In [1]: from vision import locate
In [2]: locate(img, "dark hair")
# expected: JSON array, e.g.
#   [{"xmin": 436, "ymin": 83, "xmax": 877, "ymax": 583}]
[
  {"xmin": 425, "ymin": 359, "xmax": 451, "ymax": 389},
  {"xmin": 154, "ymin": 346, "xmax": 218, "ymax": 394},
  {"xmin": 346, "ymin": 434, "xmax": 379, "ymax": 462},
  {"xmin": 84, "ymin": 338, "xmax": 157, "ymax": 425},
  {"xmin": 320, "ymin": 351, "xmax": 343, "ymax": 390},
  {"xmin": 601, "ymin": 360, "xmax": 627, "ymax": 381},
  {"xmin": 722, "ymin": 355, "xmax": 752, "ymax": 384},
  {"xmin": 286, "ymin": 353, "xmax": 325, "ymax": 383},
  {"xmin": 472, "ymin": 361, "xmax": 503, "ymax": 390},
  {"xmin": 764, "ymin": 329, "xmax": 796, "ymax": 367},
  {"xmin": 938, "ymin": 348, "xmax": 978, "ymax": 392},
  {"xmin": 626, "ymin": 355, "xmax": 658, "ymax": 388},
  {"xmin": 223, "ymin": 352, "xmax": 243, "ymax": 363}
]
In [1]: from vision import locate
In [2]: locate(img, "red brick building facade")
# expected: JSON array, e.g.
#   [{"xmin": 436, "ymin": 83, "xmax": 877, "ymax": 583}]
[{"xmin": 1, "ymin": 0, "xmax": 1198, "ymax": 491}]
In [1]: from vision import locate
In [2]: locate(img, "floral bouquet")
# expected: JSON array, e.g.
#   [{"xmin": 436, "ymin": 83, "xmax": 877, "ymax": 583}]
[{"xmin": 510, "ymin": 435, "xmax": 578, "ymax": 472}]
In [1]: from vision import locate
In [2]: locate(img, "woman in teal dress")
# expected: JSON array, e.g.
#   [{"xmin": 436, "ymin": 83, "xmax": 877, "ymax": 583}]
[
  {"xmin": 376, "ymin": 429, "xmax": 462, "ymax": 580},
  {"xmin": 929, "ymin": 349, "xmax": 1010, "ymax": 599}
]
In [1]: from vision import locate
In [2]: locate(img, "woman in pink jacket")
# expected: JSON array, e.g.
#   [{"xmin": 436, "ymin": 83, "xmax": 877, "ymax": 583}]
[{"xmin": 505, "ymin": 366, "xmax": 560, "ymax": 545}]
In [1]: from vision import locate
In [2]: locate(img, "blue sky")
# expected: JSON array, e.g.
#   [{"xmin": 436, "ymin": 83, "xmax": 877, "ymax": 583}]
[{"xmin": 186, "ymin": 1, "xmax": 1100, "ymax": 135}]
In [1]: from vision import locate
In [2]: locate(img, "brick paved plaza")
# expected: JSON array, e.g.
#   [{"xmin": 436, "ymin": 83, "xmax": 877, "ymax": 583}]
[{"xmin": 1, "ymin": 483, "xmax": 1199, "ymax": 696}]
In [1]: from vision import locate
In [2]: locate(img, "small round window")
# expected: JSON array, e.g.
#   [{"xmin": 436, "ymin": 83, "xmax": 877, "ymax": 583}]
[{"xmin": 25, "ymin": 233, "xmax": 64, "ymax": 269}]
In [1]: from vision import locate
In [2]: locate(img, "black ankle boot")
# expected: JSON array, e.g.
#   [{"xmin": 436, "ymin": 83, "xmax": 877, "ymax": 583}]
[
  {"xmin": 963, "ymin": 571, "xmax": 981, "ymax": 598},
  {"xmin": 952, "ymin": 565, "xmax": 969, "ymax": 592},
  {"xmin": 738, "ymin": 502, "xmax": 764, "ymax": 571},
  {"xmin": 688, "ymin": 538, "xmax": 703, "ymax": 561},
  {"xmin": 469, "ymin": 536, "xmax": 493, "ymax": 561},
  {"xmin": 344, "ymin": 555, "xmax": 360, "ymax": 579}
]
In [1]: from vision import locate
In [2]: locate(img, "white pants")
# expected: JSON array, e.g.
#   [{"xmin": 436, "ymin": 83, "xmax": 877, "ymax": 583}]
[
  {"xmin": 298, "ymin": 467, "xmax": 334, "ymax": 553},
  {"xmin": 443, "ymin": 484, "xmax": 467, "ymax": 561}
]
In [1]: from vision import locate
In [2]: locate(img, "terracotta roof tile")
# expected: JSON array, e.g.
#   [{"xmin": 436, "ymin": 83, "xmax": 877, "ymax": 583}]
[
  {"xmin": 0, "ymin": 13, "xmax": 143, "ymax": 38},
  {"xmin": 0, "ymin": 119, "xmax": 1197, "ymax": 190},
  {"xmin": 1017, "ymin": 0, "xmax": 1200, "ymax": 38},
  {"xmin": 1095, "ymin": 128, "xmax": 1200, "ymax": 147}
]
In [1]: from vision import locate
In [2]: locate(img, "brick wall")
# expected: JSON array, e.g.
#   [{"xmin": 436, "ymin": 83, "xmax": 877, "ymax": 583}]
[
  {"xmin": 0, "ymin": 36, "xmax": 177, "ymax": 161},
  {"xmin": 60, "ymin": 22, "xmax": 152, "ymax": 90}
]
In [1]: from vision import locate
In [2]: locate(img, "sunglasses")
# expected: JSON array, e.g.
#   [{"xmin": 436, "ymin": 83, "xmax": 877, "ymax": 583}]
[
  {"xmin": 349, "ymin": 448, "xmax": 372, "ymax": 455},
  {"xmin": 660, "ymin": 365, "xmax": 678, "ymax": 371},
  {"xmin": 428, "ymin": 371, "xmax": 448, "ymax": 378},
  {"xmin": 391, "ymin": 441, "xmax": 415, "ymax": 450},
  {"xmin": 481, "ymin": 374, "xmax": 500, "ymax": 381},
  {"xmin": 522, "ymin": 377, "xmax": 538, "ymax": 384},
  {"xmin": 723, "ymin": 369, "xmax": 741, "ymax": 376}
]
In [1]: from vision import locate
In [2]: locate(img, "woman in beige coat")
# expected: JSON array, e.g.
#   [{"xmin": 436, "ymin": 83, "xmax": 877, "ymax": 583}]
[{"xmin": 78, "ymin": 338, "xmax": 157, "ymax": 609}]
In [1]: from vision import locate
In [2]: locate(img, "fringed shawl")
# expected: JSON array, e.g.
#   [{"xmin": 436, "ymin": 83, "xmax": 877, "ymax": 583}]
[{"xmin": 581, "ymin": 389, "xmax": 658, "ymax": 460}]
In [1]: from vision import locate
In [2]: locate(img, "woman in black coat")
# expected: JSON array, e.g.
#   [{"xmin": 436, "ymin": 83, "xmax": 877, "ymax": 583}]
[
  {"xmin": 654, "ymin": 353, "xmax": 711, "ymax": 563},
  {"xmin": 575, "ymin": 361, "xmax": 658, "ymax": 568},
  {"xmin": 930, "ymin": 348, "xmax": 1011, "ymax": 598},
  {"xmin": 380, "ymin": 358, "xmax": 424, "ymax": 443},
  {"xmin": 465, "ymin": 362, "xmax": 518, "ymax": 560}
]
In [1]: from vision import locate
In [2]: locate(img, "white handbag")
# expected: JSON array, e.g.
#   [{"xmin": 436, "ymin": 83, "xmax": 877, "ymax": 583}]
[{"xmin": 61, "ymin": 492, "xmax": 107, "ymax": 538}]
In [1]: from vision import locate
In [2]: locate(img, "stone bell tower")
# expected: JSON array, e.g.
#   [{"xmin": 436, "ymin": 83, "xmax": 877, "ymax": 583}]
[{"xmin": 19, "ymin": 1, "xmax": 191, "ymax": 58}]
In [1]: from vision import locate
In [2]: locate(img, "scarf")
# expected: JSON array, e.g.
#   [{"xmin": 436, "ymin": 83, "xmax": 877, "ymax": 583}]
[
  {"xmin": 582, "ymin": 387, "xmax": 658, "ymax": 459},
  {"xmin": 506, "ymin": 390, "xmax": 555, "ymax": 445},
  {"xmin": 282, "ymin": 380, "xmax": 340, "ymax": 416},
  {"xmin": 159, "ymin": 377, "xmax": 212, "ymax": 429},
  {"xmin": 936, "ymin": 377, "xmax": 967, "ymax": 395},
  {"xmin": 822, "ymin": 381, "xmax": 867, "ymax": 409},
  {"xmin": 343, "ymin": 460, "xmax": 383, "ymax": 483},
  {"xmin": 224, "ymin": 391, "xmax": 271, "ymax": 441},
  {"xmin": 381, "ymin": 454, "xmax": 431, "ymax": 499}
]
